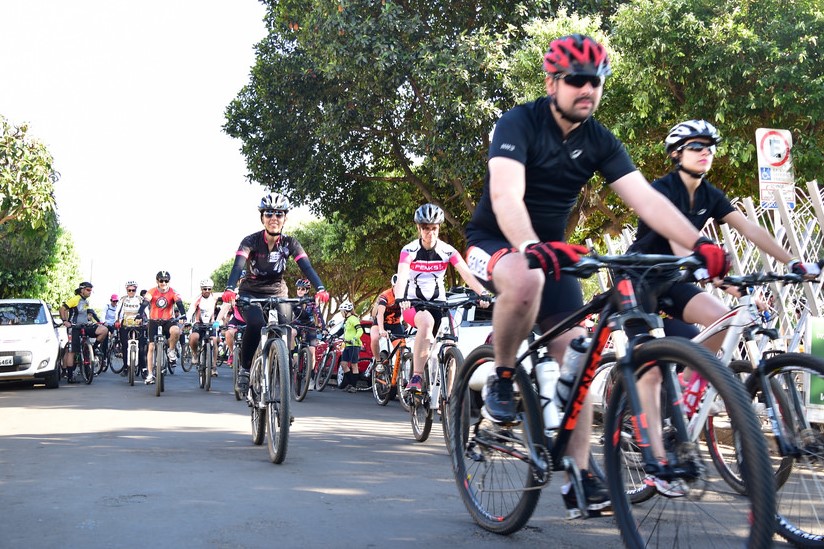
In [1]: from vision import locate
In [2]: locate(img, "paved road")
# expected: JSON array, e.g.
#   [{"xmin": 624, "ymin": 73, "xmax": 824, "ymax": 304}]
[{"xmin": 0, "ymin": 364, "xmax": 786, "ymax": 548}]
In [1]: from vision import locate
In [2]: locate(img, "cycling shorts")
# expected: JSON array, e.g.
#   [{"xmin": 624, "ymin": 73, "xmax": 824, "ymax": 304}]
[{"xmin": 341, "ymin": 345, "xmax": 360, "ymax": 363}]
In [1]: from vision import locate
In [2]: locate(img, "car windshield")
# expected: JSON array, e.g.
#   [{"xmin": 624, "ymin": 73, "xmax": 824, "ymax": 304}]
[{"xmin": 0, "ymin": 303, "xmax": 49, "ymax": 326}]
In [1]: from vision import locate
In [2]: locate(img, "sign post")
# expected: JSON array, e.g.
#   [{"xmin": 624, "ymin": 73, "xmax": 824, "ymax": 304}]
[{"xmin": 756, "ymin": 128, "xmax": 795, "ymax": 209}]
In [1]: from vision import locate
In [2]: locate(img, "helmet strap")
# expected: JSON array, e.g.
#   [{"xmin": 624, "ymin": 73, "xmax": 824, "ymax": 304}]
[{"xmin": 675, "ymin": 162, "xmax": 706, "ymax": 180}]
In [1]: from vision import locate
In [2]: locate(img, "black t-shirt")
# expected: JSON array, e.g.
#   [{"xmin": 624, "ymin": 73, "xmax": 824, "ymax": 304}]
[
  {"xmin": 629, "ymin": 171, "xmax": 735, "ymax": 254},
  {"xmin": 466, "ymin": 96, "xmax": 637, "ymax": 242},
  {"xmin": 234, "ymin": 231, "xmax": 306, "ymax": 295}
]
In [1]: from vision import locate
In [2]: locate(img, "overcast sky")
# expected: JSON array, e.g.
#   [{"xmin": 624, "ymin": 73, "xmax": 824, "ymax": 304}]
[{"xmin": 1, "ymin": 0, "xmax": 314, "ymax": 304}]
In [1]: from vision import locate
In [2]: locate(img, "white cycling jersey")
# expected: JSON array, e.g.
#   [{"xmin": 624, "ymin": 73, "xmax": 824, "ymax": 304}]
[
  {"xmin": 116, "ymin": 296, "xmax": 142, "ymax": 322},
  {"xmin": 397, "ymin": 238, "xmax": 461, "ymax": 302}
]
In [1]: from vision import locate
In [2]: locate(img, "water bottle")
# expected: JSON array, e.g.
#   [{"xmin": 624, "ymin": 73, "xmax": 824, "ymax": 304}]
[
  {"xmin": 535, "ymin": 357, "xmax": 561, "ymax": 429},
  {"xmin": 556, "ymin": 336, "xmax": 591, "ymax": 409}
]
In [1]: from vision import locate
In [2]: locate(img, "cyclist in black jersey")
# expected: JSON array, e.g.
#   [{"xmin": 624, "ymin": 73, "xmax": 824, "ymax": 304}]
[
  {"xmin": 628, "ymin": 119, "xmax": 821, "ymax": 494},
  {"xmin": 464, "ymin": 34, "xmax": 732, "ymax": 518},
  {"xmin": 222, "ymin": 193, "xmax": 330, "ymax": 396}
]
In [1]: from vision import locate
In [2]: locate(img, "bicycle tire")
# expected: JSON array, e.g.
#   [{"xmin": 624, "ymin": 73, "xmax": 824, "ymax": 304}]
[
  {"xmin": 315, "ymin": 351, "xmax": 336, "ymax": 392},
  {"xmin": 410, "ymin": 365, "xmax": 433, "ymax": 442},
  {"xmin": 440, "ymin": 346, "xmax": 463, "ymax": 448},
  {"xmin": 204, "ymin": 342, "xmax": 213, "ymax": 392},
  {"xmin": 81, "ymin": 341, "xmax": 95, "ymax": 384},
  {"xmin": 746, "ymin": 352, "xmax": 824, "ymax": 548},
  {"xmin": 233, "ymin": 346, "xmax": 241, "ymax": 401},
  {"xmin": 266, "ymin": 337, "xmax": 291, "ymax": 464},
  {"xmin": 398, "ymin": 352, "xmax": 413, "ymax": 412},
  {"xmin": 154, "ymin": 342, "xmax": 164, "ymax": 396},
  {"xmin": 603, "ymin": 338, "xmax": 775, "ymax": 549},
  {"xmin": 372, "ymin": 351, "xmax": 393, "ymax": 406},
  {"xmin": 449, "ymin": 344, "xmax": 544, "ymax": 534},
  {"xmin": 250, "ymin": 348, "xmax": 266, "ymax": 445},
  {"xmin": 106, "ymin": 335, "xmax": 122, "ymax": 374},
  {"xmin": 704, "ymin": 359, "xmax": 793, "ymax": 494},
  {"xmin": 128, "ymin": 343, "xmax": 136, "ymax": 386},
  {"xmin": 197, "ymin": 345, "xmax": 206, "ymax": 389},
  {"xmin": 294, "ymin": 347, "xmax": 311, "ymax": 402},
  {"xmin": 181, "ymin": 340, "xmax": 193, "ymax": 372}
]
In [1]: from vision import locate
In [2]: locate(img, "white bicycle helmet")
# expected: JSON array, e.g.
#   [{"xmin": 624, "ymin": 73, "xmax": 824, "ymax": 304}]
[
  {"xmin": 413, "ymin": 203, "xmax": 445, "ymax": 225},
  {"xmin": 664, "ymin": 119, "xmax": 721, "ymax": 153},
  {"xmin": 340, "ymin": 301, "xmax": 354, "ymax": 312},
  {"xmin": 200, "ymin": 278, "xmax": 214, "ymax": 289},
  {"xmin": 125, "ymin": 280, "xmax": 137, "ymax": 288},
  {"xmin": 258, "ymin": 193, "xmax": 291, "ymax": 212}
]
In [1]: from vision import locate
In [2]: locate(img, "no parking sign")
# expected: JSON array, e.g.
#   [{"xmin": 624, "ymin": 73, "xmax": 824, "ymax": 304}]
[{"xmin": 756, "ymin": 128, "xmax": 795, "ymax": 209}]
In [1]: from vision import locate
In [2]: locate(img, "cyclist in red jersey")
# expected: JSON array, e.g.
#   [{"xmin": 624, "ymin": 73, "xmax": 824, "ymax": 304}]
[{"xmin": 136, "ymin": 270, "xmax": 186, "ymax": 385}]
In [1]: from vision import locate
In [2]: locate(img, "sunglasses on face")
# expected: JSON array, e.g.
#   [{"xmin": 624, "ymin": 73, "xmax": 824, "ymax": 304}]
[
  {"xmin": 556, "ymin": 73, "xmax": 604, "ymax": 89},
  {"xmin": 263, "ymin": 210, "xmax": 286, "ymax": 219},
  {"xmin": 158, "ymin": 279, "xmax": 170, "ymax": 284},
  {"xmin": 201, "ymin": 287, "xmax": 212, "ymax": 292},
  {"xmin": 127, "ymin": 288, "xmax": 136, "ymax": 292},
  {"xmin": 679, "ymin": 141, "xmax": 717, "ymax": 154}
]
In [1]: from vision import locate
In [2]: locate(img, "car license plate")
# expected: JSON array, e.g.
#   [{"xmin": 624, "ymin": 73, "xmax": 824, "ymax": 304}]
[{"xmin": 0, "ymin": 356, "xmax": 13, "ymax": 366}]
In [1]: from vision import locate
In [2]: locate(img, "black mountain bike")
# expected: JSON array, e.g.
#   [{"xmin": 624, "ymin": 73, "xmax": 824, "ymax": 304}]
[{"xmin": 448, "ymin": 252, "xmax": 775, "ymax": 548}]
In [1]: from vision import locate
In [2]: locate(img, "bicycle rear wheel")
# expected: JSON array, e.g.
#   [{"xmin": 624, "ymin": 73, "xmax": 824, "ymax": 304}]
[
  {"xmin": 155, "ymin": 344, "xmax": 164, "ymax": 396},
  {"xmin": 749, "ymin": 352, "xmax": 824, "ymax": 548},
  {"xmin": 372, "ymin": 351, "xmax": 393, "ymax": 405},
  {"xmin": 449, "ymin": 344, "xmax": 546, "ymax": 534},
  {"xmin": 266, "ymin": 337, "xmax": 291, "ymax": 464},
  {"xmin": 315, "ymin": 351, "xmax": 336, "ymax": 392},
  {"xmin": 233, "ymin": 346, "xmax": 241, "ymax": 401},
  {"xmin": 604, "ymin": 338, "xmax": 775, "ymax": 549},
  {"xmin": 81, "ymin": 341, "xmax": 95, "ymax": 384},
  {"xmin": 127, "ymin": 343, "xmax": 136, "ymax": 386},
  {"xmin": 180, "ymin": 337, "xmax": 193, "ymax": 372},
  {"xmin": 250, "ymin": 348, "xmax": 266, "ymax": 445},
  {"xmin": 293, "ymin": 347, "xmax": 311, "ymax": 402}
]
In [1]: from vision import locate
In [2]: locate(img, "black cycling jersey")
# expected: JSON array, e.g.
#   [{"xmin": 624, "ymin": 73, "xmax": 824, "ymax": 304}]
[
  {"xmin": 226, "ymin": 230, "xmax": 322, "ymax": 295},
  {"xmin": 629, "ymin": 171, "xmax": 735, "ymax": 255},
  {"xmin": 466, "ymin": 96, "xmax": 636, "ymax": 242}
]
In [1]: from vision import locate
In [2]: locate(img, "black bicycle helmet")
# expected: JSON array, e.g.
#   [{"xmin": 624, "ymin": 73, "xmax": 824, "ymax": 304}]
[
  {"xmin": 258, "ymin": 193, "xmax": 291, "ymax": 212},
  {"xmin": 156, "ymin": 270, "xmax": 171, "ymax": 281},
  {"xmin": 664, "ymin": 119, "xmax": 722, "ymax": 153},
  {"xmin": 413, "ymin": 203, "xmax": 445, "ymax": 225},
  {"xmin": 295, "ymin": 278, "xmax": 311, "ymax": 289},
  {"xmin": 543, "ymin": 34, "xmax": 611, "ymax": 77},
  {"xmin": 78, "ymin": 281, "xmax": 93, "ymax": 290}
]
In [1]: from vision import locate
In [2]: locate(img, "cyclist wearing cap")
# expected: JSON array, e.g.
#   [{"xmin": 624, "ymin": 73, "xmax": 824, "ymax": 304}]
[
  {"xmin": 222, "ymin": 193, "xmax": 330, "ymax": 396},
  {"xmin": 369, "ymin": 274, "xmax": 405, "ymax": 372},
  {"xmin": 291, "ymin": 278, "xmax": 326, "ymax": 379},
  {"xmin": 395, "ymin": 203, "xmax": 491, "ymax": 395},
  {"xmin": 115, "ymin": 280, "xmax": 147, "ymax": 377},
  {"xmin": 187, "ymin": 278, "xmax": 220, "ymax": 377},
  {"xmin": 137, "ymin": 271, "xmax": 186, "ymax": 385},
  {"xmin": 463, "ymin": 34, "xmax": 732, "ymax": 518},
  {"xmin": 59, "ymin": 282, "xmax": 109, "ymax": 383},
  {"xmin": 628, "ymin": 119, "xmax": 821, "ymax": 496}
]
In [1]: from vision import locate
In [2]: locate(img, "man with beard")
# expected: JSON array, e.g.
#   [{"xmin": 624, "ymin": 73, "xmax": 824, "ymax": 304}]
[{"xmin": 464, "ymin": 34, "xmax": 731, "ymax": 518}]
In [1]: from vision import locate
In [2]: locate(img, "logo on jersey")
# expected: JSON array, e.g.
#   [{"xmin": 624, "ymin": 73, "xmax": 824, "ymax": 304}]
[
  {"xmin": 570, "ymin": 149, "xmax": 583, "ymax": 159},
  {"xmin": 410, "ymin": 261, "xmax": 447, "ymax": 273},
  {"xmin": 500, "ymin": 143, "xmax": 516, "ymax": 152},
  {"xmin": 155, "ymin": 296, "xmax": 168, "ymax": 309},
  {"xmin": 697, "ymin": 208, "xmax": 707, "ymax": 215},
  {"xmin": 466, "ymin": 247, "xmax": 491, "ymax": 281}
]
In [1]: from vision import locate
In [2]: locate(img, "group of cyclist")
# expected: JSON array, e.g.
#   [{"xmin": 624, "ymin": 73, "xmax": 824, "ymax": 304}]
[{"xmin": 56, "ymin": 33, "xmax": 822, "ymax": 522}]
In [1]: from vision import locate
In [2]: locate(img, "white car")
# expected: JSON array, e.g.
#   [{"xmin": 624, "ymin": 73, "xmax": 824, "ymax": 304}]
[{"xmin": 0, "ymin": 299, "xmax": 65, "ymax": 389}]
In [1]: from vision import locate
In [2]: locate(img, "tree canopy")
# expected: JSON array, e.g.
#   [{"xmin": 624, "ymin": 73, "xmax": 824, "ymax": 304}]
[{"xmin": 224, "ymin": 0, "xmax": 824, "ymax": 303}]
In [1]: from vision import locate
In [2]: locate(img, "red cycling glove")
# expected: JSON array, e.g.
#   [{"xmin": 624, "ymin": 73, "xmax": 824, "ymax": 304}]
[
  {"xmin": 222, "ymin": 289, "xmax": 237, "ymax": 303},
  {"xmin": 692, "ymin": 237, "xmax": 731, "ymax": 279},
  {"xmin": 523, "ymin": 241, "xmax": 588, "ymax": 281},
  {"xmin": 315, "ymin": 290, "xmax": 330, "ymax": 303}
]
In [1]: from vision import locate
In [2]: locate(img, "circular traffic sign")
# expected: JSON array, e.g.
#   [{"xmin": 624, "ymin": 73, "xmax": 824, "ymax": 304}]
[{"xmin": 759, "ymin": 130, "xmax": 791, "ymax": 167}]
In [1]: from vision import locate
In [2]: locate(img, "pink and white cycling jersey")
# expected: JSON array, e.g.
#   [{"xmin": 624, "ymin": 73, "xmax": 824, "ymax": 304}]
[{"xmin": 398, "ymin": 238, "xmax": 461, "ymax": 301}]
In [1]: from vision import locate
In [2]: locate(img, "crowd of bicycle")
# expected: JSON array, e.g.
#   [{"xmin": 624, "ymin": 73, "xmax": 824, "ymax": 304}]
[{"xmin": 50, "ymin": 33, "xmax": 824, "ymax": 547}]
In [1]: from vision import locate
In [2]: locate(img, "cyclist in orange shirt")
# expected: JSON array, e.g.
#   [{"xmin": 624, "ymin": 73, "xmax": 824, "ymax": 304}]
[
  {"xmin": 136, "ymin": 270, "xmax": 187, "ymax": 385},
  {"xmin": 369, "ymin": 274, "xmax": 405, "ymax": 372}
]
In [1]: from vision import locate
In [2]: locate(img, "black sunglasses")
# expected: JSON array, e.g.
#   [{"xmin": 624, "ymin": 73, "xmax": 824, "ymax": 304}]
[
  {"xmin": 556, "ymin": 73, "xmax": 604, "ymax": 89},
  {"xmin": 158, "ymin": 279, "xmax": 170, "ymax": 283},
  {"xmin": 679, "ymin": 141, "xmax": 717, "ymax": 154},
  {"xmin": 201, "ymin": 287, "xmax": 212, "ymax": 291},
  {"xmin": 263, "ymin": 210, "xmax": 286, "ymax": 219}
]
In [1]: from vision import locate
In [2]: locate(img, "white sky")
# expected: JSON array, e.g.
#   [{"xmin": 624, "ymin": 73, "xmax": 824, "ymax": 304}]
[{"xmin": 1, "ymin": 0, "xmax": 314, "ymax": 305}]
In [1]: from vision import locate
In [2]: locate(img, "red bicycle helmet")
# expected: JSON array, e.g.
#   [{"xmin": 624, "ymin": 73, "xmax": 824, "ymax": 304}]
[{"xmin": 543, "ymin": 34, "xmax": 611, "ymax": 77}]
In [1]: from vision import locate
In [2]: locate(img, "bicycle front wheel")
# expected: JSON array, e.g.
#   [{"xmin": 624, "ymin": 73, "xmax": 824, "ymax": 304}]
[
  {"xmin": 604, "ymin": 338, "xmax": 775, "ymax": 549},
  {"xmin": 204, "ymin": 342, "xmax": 213, "ymax": 392},
  {"xmin": 155, "ymin": 345, "xmax": 164, "ymax": 396},
  {"xmin": 266, "ymin": 337, "xmax": 291, "ymax": 464},
  {"xmin": 81, "ymin": 341, "xmax": 95, "ymax": 384},
  {"xmin": 315, "ymin": 350, "xmax": 336, "ymax": 392},
  {"xmin": 410, "ymin": 367, "xmax": 433, "ymax": 443},
  {"xmin": 127, "ymin": 343, "xmax": 136, "ymax": 386},
  {"xmin": 398, "ymin": 351, "xmax": 413, "ymax": 412},
  {"xmin": 372, "ymin": 351, "xmax": 393, "ymax": 406},
  {"xmin": 440, "ymin": 346, "xmax": 463, "ymax": 448},
  {"xmin": 750, "ymin": 352, "xmax": 824, "ymax": 548},
  {"xmin": 233, "ymin": 346, "xmax": 241, "ymax": 401},
  {"xmin": 250, "ymin": 348, "xmax": 266, "ymax": 445},
  {"xmin": 293, "ymin": 347, "xmax": 311, "ymax": 402},
  {"xmin": 107, "ymin": 338, "xmax": 123, "ymax": 374},
  {"xmin": 449, "ymin": 344, "xmax": 545, "ymax": 534}
]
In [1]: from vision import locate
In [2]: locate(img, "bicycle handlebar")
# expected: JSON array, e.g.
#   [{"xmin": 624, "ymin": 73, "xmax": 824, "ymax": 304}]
[{"xmin": 721, "ymin": 271, "xmax": 815, "ymax": 289}]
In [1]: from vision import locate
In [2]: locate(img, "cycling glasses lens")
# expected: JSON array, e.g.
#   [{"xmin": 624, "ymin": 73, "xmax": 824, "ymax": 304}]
[
  {"xmin": 158, "ymin": 279, "xmax": 170, "ymax": 283},
  {"xmin": 263, "ymin": 210, "xmax": 286, "ymax": 218},
  {"xmin": 127, "ymin": 288, "xmax": 136, "ymax": 292},
  {"xmin": 680, "ymin": 141, "xmax": 717, "ymax": 154},
  {"xmin": 558, "ymin": 74, "xmax": 604, "ymax": 88},
  {"xmin": 201, "ymin": 287, "xmax": 212, "ymax": 291}
]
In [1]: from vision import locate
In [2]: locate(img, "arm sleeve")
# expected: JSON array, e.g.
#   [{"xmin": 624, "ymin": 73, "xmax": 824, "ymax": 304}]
[
  {"xmin": 225, "ymin": 253, "xmax": 248, "ymax": 290},
  {"xmin": 176, "ymin": 300, "xmax": 186, "ymax": 317}
]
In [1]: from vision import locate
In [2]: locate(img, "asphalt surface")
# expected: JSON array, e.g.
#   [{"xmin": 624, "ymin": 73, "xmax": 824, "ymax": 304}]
[{"xmin": 0, "ymin": 363, "xmax": 788, "ymax": 548}]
